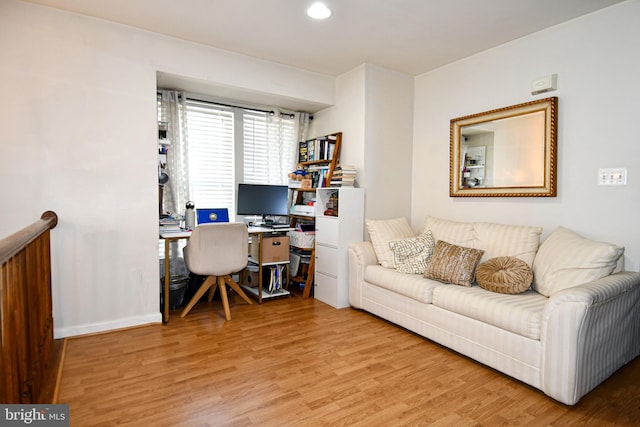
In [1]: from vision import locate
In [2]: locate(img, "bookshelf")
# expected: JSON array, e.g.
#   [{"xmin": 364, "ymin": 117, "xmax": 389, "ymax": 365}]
[
  {"xmin": 296, "ymin": 132, "xmax": 342, "ymax": 189},
  {"xmin": 290, "ymin": 132, "xmax": 342, "ymax": 220},
  {"xmin": 288, "ymin": 132, "xmax": 343, "ymax": 298}
]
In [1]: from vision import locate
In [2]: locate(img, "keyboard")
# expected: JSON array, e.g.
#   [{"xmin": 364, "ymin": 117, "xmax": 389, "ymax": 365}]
[{"xmin": 270, "ymin": 224, "xmax": 291, "ymax": 229}]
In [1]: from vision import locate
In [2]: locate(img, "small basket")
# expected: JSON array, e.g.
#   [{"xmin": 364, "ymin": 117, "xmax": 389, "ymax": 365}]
[{"xmin": 288, "ymin": 231, "xmax": 315, "ymax": 249}]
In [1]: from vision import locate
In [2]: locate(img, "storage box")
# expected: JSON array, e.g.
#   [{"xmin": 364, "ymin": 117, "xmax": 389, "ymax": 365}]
[
  {"xmin": 290, "ymin": 204, "xmax": 315, "ymax": 216},
  {"xmin": 250, "ymin": 235, "xmax": 290, "ymax": 262},
  {"xmin": 244, "ymin": 263, "xmax": 259, "ymax": 287},
  {"xmin": 245, "ymin": 270, "xmax": 260, "ymax": 287},
  {"xmin": 288, "ymin": 231, "xmax": 315, "ymax": 249}
]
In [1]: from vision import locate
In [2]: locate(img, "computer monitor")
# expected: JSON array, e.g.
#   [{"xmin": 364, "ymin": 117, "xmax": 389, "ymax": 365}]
[{"xmin": 236, "ymin": 184, "xmax": 289, "ymax": 223}]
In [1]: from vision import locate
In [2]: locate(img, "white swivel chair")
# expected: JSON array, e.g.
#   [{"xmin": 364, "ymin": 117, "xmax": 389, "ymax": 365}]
[{"xmin": 180, "ymin": 222, "xmax": 253, "ymax": 320}]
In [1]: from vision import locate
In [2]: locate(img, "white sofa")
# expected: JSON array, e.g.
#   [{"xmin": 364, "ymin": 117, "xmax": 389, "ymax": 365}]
[{"xmin": 348, "ymin": 216, "xmax": 640, "ymax": 405}]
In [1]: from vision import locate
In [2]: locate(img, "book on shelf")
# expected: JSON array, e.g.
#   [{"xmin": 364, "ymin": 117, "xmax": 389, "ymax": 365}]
[
  {"xmin": 299, "ymin": 135, "xmax": 337, "ymax": 163},
  {"xmin": 330, "ymin": 182, "xmax": 355, "ymax": 187},
  {"xmin": 298, "ymin": 140, "xmax": 308, "ymax": 163},
  {"xmin": 330, "ymin": 165, "xmax": 356, "ymax": 187},
  {"xmin": 304, "ymin": 165, "xmax": 332, "ymax": 188}
]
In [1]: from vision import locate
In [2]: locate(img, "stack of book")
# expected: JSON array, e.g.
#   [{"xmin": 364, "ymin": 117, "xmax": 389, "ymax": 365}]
[
  {"xmin": 159, "ymin": 217, "xmax": 182, "ymax": 233},
  {"xmin": 330, "ymin": 165, "xmax": 357, "ymax": 187}
]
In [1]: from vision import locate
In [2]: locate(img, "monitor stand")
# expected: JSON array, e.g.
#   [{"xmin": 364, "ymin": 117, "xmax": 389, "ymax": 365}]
[{"xmin": 256, "ymin": 215, "xmax": 273, "ymax": 227}]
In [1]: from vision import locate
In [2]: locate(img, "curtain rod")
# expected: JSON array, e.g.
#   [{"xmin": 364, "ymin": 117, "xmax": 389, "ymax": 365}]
[
  {"xmin": 188, "ymin": 96, "xmax": 274, "ymax": 115},
  {"xmin": 157, "ymin": 90, "xmax": 299, "ymax": 118}
]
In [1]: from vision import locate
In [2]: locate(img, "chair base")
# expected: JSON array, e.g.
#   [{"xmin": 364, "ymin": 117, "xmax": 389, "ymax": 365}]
[{"xmin": 180, "ymin": 274, "xmax": 253, "ymax": 320}]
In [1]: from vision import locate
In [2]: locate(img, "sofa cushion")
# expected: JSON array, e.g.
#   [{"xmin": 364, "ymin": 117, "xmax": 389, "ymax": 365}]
[
  {"xmin": 472, "ymin": 222, "xmax": 542, "ymax": 267},
  {"xmin": 423, "ymin": 241, "xmax": 484, "ymax": 287},
  {"xmin": 424, "ymin": 217, "xmax": 542, "ymax": 266},
  {"xmin": 476, "ymin": 256, "xmax": 533, "ymax": 294},
  {"xmin": 366, "ymin": 217, "xmax": 415, "ymax": 268},
  {"xmin": 532, "ymin": 226, "xmax": 624, "ymax": 297},
  {"xmin": 423, "ymin": 216, "xmax": 474, "ymax": 248},
  {"xmin": 389, "ymin": 230, "xmax": 435, "ymax": 274},
  {"xmin": 364, "ymin": 265, "xmax": 441, "ymax": 304},
  {"xmin": 432, "ymin": 285, "xmax": 547, "ymax": 340}
]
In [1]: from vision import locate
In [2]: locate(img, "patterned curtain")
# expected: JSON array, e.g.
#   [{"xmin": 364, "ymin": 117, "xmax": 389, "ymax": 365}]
[{"xmin": 158, "ymin": 90, "xmax": 189, "ymax": 274}]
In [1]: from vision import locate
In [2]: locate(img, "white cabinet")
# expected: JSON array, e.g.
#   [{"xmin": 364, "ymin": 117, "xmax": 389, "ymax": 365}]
[{"xmin": 314, "ymin": 188, "xmax": 364, "ymax": 308}]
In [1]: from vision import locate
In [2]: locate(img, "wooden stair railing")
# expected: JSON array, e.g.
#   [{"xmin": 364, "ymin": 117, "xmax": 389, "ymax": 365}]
[{"xmin": 0, "ymin": 210, "xmax": 62, "ymax": 404}]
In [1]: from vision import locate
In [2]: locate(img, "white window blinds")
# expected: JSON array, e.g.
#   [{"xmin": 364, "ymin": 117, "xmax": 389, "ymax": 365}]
[
  {"xmin": 243, "ymin": 110, "xmax": 297, "ymax": 185},
  {"xmin": 185, "ymin": 99, "xmax": 235, "ymax": 211},
  {"xmin": 158, "ymin": 94, "xmax": 301, "ymax": 220}
]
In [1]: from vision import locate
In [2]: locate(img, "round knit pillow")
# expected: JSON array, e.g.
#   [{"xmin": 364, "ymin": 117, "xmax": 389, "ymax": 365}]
[{"xmin": 476, "ymin": 256, "xmax": 533, "ymax": 294}]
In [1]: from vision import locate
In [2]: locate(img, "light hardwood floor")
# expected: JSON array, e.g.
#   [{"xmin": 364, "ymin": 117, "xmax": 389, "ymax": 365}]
[{"xmin": 57, "ymin": 295, "xmax": 640, "ymax": 426}]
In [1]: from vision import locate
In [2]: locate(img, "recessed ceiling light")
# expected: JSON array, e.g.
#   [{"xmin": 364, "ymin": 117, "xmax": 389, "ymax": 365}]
[{"xmin": 307, "ymin": 2, "xmax": 332, "ymax": 20}]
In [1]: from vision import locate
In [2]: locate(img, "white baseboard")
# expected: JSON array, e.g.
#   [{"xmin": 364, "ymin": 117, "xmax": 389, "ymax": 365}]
[{"xmin": 54, "ymin": 313, "xmax": 163, "ymax": 339}]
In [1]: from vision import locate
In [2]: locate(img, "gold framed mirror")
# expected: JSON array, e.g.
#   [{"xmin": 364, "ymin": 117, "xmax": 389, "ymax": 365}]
[{"xmin": 450, "ymin": 97, "xmax": 557, "ymax": 197}]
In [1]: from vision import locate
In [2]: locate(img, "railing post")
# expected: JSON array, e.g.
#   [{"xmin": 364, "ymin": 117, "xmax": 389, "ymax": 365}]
[{"xmin": 0, "ymin": 210, "xmax": 61, "ymax": 404}]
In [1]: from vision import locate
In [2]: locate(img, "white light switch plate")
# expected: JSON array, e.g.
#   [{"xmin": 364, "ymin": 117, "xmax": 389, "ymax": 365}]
[{"xmin": 598, "ymin": 168, "xmax": 627, "ymax": 186}]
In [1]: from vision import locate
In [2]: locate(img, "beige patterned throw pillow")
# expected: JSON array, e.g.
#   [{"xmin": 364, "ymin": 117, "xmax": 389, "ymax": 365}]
[
  {"xmin": 423, "ymin": 240, "xmax": 484, "ymax": 287},
  {"xmin": 389, "ymin": 231, "xmax": 435, "ymax": 274}
]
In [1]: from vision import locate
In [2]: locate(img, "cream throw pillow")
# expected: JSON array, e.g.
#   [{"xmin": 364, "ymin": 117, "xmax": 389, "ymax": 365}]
[
  {"xmin": 366, "ymin": 217, "xmax": 415, "ymax": 268},
  {"xmin": 532, "ymin": 227, "xmax": 624, "ymax": 297},
  {"xmin": 389, "ymin": 231, "xmax": 435, "ymax": 274}
]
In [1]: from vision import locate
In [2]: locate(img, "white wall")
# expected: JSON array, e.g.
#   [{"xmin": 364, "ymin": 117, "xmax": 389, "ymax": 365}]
[
  {"xmin": 313, "ymin": 64, "xmax": 414, "ymax": 225},
  {"xmin": 0, "ymin": 0, "xmax": 335, "ymax": 337},
  {"xmin": 413, "ymin": 0, "xmax": 640, "ymax": 271},
  {"xmin": 312, "ymin": 66, "xmax": 367, "ymax": 185}
]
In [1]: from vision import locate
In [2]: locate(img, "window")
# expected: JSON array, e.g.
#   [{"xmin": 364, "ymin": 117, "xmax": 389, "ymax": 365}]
[
  {"xmin": 185, "ymin": 100, "xmax": 235, "ymax": 211},
  {"xmin": 185, "ymin": 101, "xmax": 297, "ymax": 218},
  {"xmin": 158, "ymin": 94, "xmax": 298, "ymax": 219},
  {"xmin": 243, "ymin": 109, "xmax": 297, "ymax": 185}
]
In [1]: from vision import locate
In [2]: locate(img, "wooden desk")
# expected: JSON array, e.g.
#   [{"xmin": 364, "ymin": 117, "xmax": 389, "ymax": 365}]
[
  {"xmin": 160, "ymin": 226, "xmax": 292, "ymax": 319},
  {"xmin": 243, "ymin": 226, "xmax": 294, "ymax": 303},
  {"xmin": 159, "ymin": 230, "xmax": 191, "ymax": 322}
]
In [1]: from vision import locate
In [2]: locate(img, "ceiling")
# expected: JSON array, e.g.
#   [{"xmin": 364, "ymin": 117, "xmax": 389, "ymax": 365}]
[
  {"xmin": 21, "ymin": 0, "xmax": 624, "ymax": 111},
  {"xmin": 22, "ymin": 0, "xmax": 624, "ymax": 77}
]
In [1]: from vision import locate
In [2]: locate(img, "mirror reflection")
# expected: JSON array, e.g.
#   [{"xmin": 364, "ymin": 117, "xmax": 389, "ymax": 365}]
[{"xmin": 450, "ymin": 97, "xmax": 557, "ymax": 197}]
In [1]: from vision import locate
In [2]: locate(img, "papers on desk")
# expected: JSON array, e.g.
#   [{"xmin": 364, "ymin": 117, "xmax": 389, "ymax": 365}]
[
  {"xmin": 160, "ymin": 217, "xmax": 181, "ymax": 230},
  {"xmin": 160, "ymin": 217, "xmax": 190, "ymax": 237},
  {"xmin": 160, "ymin": 230, "xmax": 191, "ymax": 239}
]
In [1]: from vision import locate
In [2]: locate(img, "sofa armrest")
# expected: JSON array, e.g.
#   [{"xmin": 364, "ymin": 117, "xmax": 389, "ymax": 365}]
[
  {"xmin": 348, "ymin": 241, "xmax": 378, "ymax": 308},
  {"xmin": 540, "ymin": 271, "xmax": 640, "ymax": 405}
]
